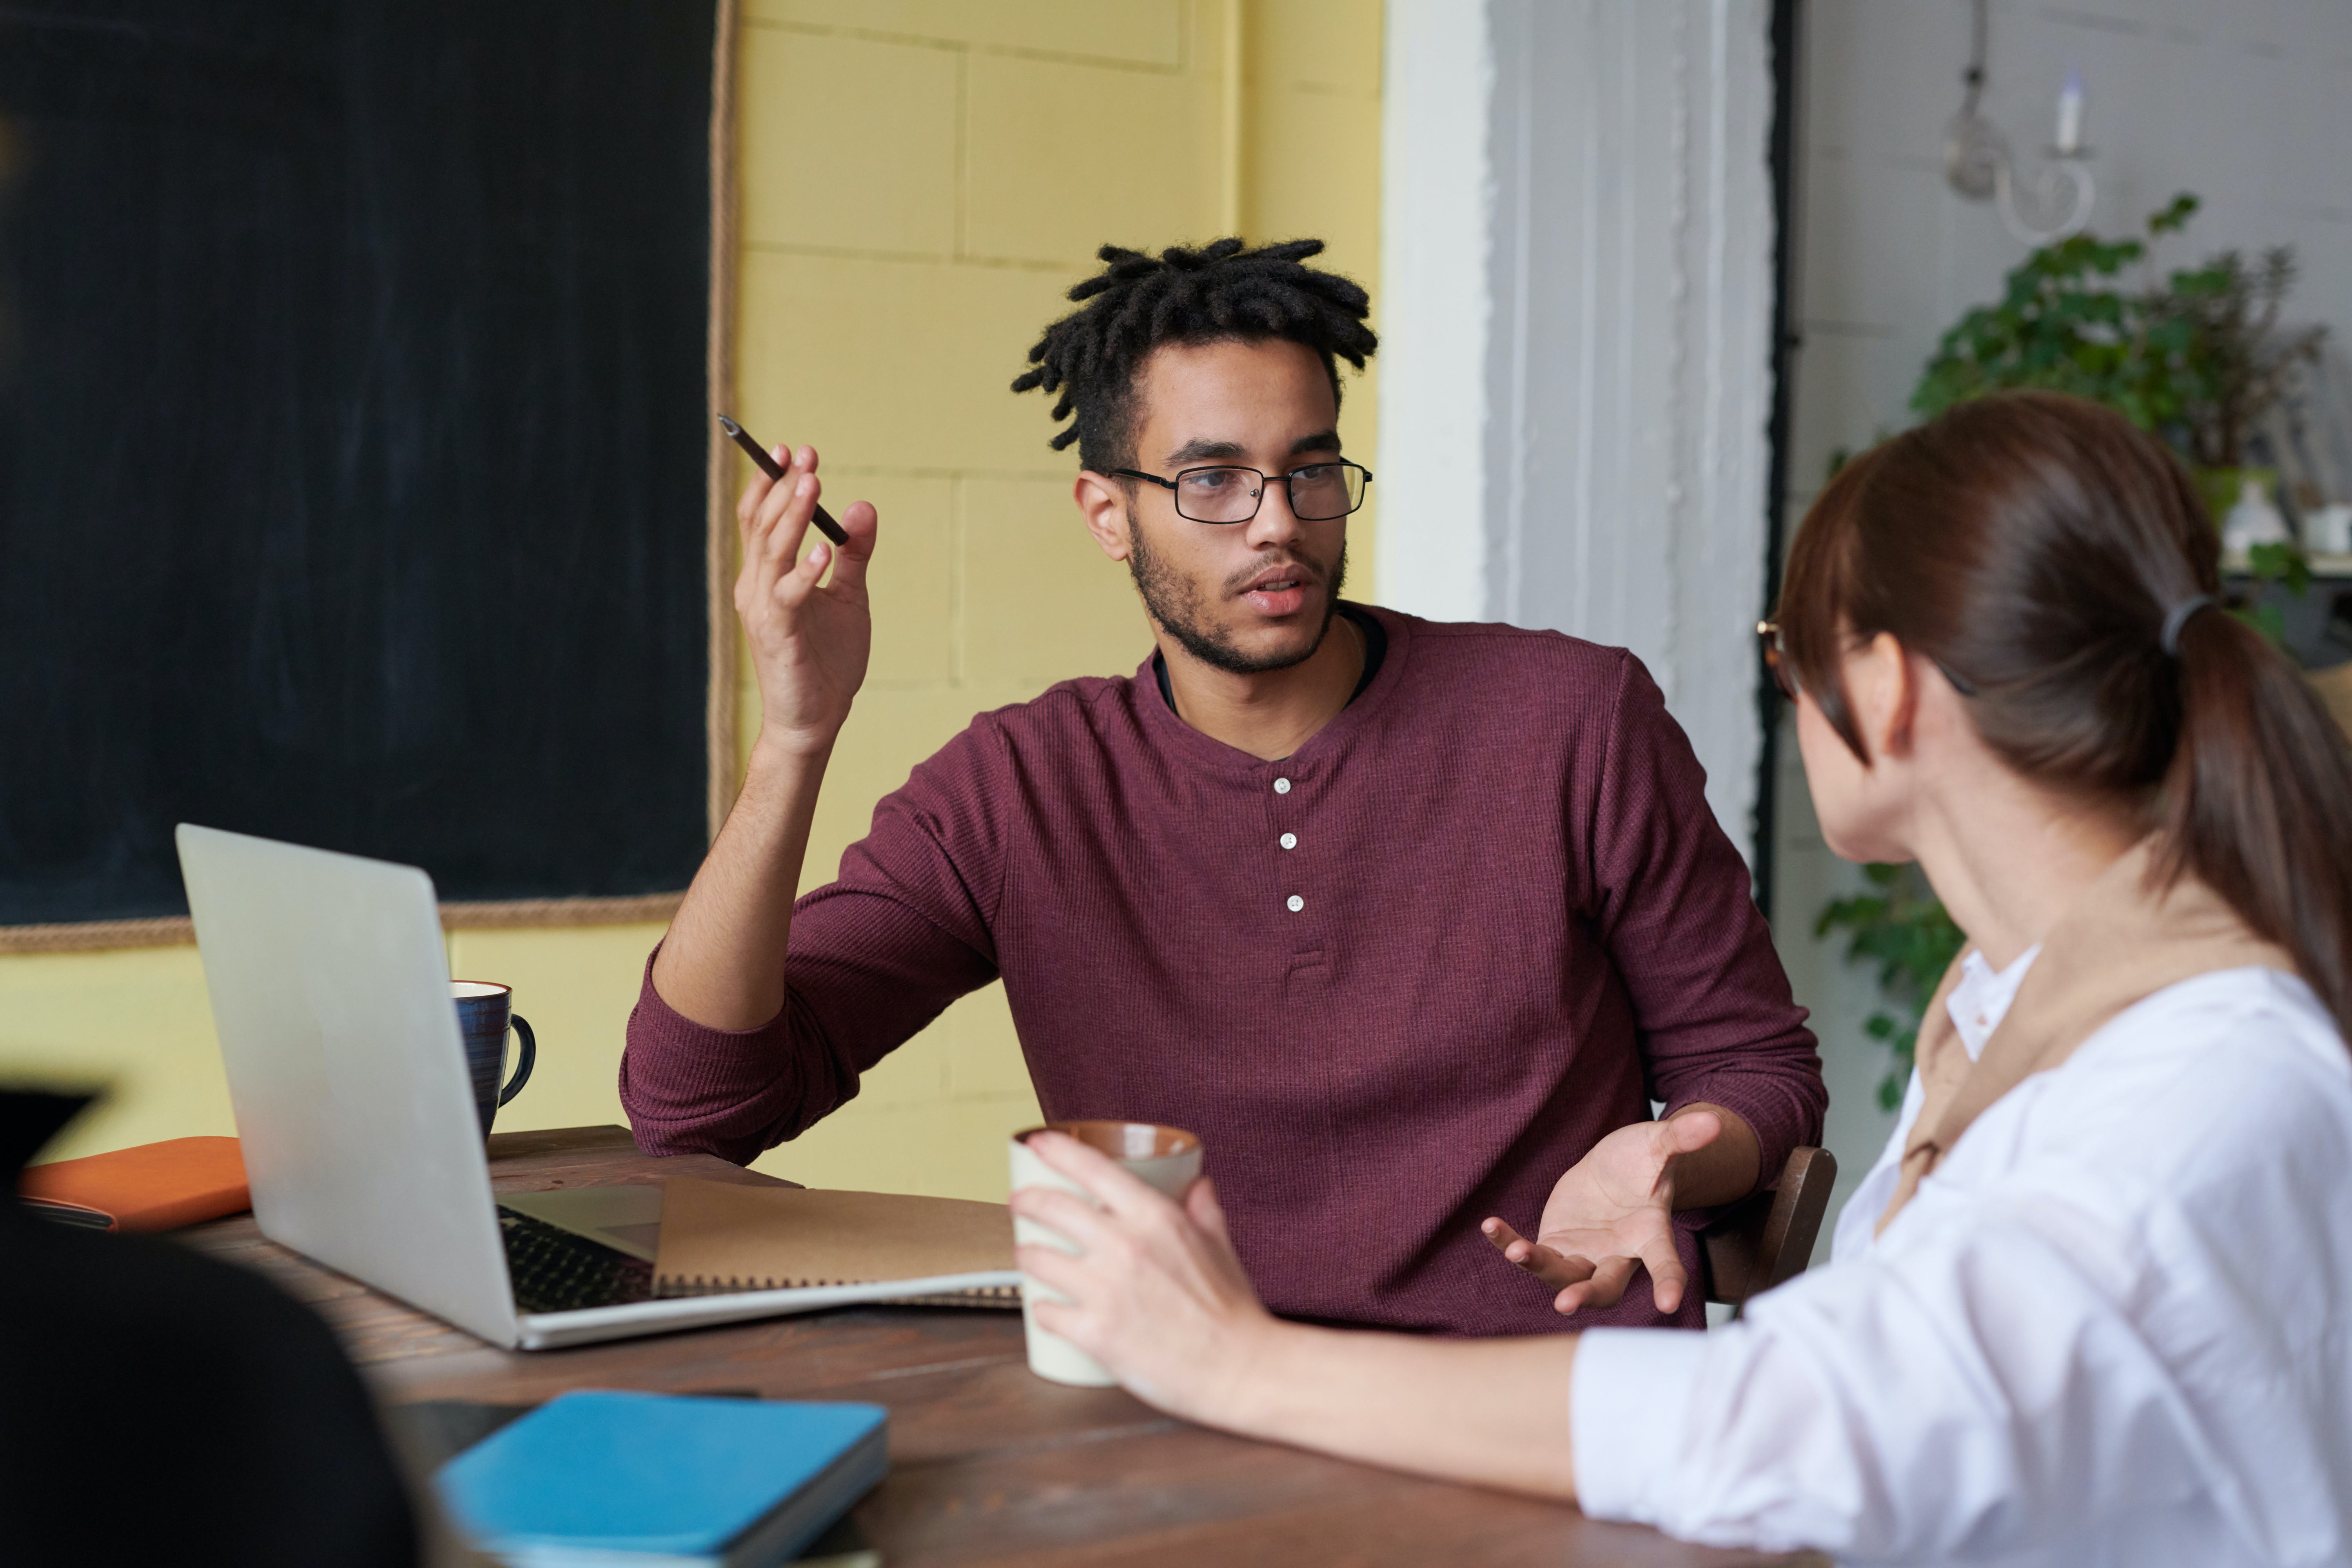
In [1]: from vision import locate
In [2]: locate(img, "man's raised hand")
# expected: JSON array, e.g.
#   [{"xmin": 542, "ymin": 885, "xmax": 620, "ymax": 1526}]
[
  {"xmin": 735, "ymin": 444, "xmax": 877, "ymax": 758},
  {"xmin": 648, "ymin": 446, "xmax": 876, "ymax": 1028}
]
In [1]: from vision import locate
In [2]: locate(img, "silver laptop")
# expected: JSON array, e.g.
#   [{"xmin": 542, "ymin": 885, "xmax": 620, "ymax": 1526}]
[{"xmin": 177, "ymin": 824, "xmax": 1017, "ymax": 1351}]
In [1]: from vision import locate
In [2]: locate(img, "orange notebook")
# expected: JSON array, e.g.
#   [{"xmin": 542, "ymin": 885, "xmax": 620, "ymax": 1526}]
[{"xmin": 17, "ymin": 1136, "xmax": 250, "ymax": 1232}]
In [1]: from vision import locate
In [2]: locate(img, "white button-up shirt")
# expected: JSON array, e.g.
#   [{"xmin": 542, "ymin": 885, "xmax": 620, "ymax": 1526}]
[{"xmin": 1572, "ymin": 965, "xmax": 2352, "ymax": 1566}]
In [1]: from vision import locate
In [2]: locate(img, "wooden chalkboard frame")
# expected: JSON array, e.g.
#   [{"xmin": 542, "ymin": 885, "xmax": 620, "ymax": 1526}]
[
  {"xmin": 2, "ymin": 0, "xmax": 740, "ymax": 955},
  {"xmin": 702, "ymin": 0, "xmax": 746, "ymax": 865}
]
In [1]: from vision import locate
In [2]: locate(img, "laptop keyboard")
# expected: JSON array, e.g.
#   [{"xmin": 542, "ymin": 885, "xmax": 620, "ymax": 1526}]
[{"xmin": 497, "ymin": 1206, "xmax": 656, "ymax": 1315}]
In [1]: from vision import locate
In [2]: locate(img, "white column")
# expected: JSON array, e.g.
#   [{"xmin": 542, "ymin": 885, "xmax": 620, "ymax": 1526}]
[
  {"xmin": 1377, "ymin": 0, "xmax": 1779, "ymax": 857},
  {"xmin": 1376, "ymin": 0, "xmax": 1496, "ymax": 623}
]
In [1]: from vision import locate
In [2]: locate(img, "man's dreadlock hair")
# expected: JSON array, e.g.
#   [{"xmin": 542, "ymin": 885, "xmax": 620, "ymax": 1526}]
[{"xmin": 1011, "ymin": 238, "xmax": 1377, "ymax": 474}]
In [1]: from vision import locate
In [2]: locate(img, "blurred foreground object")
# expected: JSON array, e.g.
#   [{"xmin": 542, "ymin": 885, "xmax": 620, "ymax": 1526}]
[{"xmin": 1, "ymin": 1089, "xmax": 420, "ymax": 1567}]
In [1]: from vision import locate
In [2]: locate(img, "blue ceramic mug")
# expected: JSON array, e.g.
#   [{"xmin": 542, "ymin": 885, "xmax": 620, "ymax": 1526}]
[{"xmin": 452, "ymin": 981, "xmax": 537, "ymax": 1139}]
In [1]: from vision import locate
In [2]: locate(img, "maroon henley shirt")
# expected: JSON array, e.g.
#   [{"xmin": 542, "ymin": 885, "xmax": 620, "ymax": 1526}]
[{"xmin": 622, "ymin": 606, "xmax": 1823, "ymax": 1336}]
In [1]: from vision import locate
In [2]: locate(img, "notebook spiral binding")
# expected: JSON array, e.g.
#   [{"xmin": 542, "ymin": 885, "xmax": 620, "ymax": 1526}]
[
  {"xmin": 878, "ymin": 1286, "xmax": 1021, "ymax": 1310},
  {"xmin": 655, "ymin": 1275, "xmax": 1021, "ymax": 1307}
]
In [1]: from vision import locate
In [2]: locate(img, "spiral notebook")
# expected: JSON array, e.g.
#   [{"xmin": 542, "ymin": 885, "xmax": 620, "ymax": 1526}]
[{"xmin": 653, "ymin": 1177, "xmax": 1020, "ymax": 1306}]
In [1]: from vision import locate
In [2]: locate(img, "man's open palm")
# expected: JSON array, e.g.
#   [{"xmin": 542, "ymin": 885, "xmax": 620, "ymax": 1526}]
[{"xmin": 1480, "ymin": 1111, "xmax": 1724, "ymax": 1316}]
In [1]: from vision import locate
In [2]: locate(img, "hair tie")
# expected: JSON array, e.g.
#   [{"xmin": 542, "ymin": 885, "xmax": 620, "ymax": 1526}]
[{"xmin": 2158, "ymin": 593, "xmax": 2214, "ymax": 658}]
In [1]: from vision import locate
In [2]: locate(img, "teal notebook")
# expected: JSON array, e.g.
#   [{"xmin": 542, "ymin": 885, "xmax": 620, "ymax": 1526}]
[{"xmin": 436, "ymin": 1390, "xmax": 888, "ymax": 1567}]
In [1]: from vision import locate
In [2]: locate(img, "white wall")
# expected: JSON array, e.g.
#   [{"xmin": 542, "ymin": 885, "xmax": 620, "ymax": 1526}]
[
  {"xmin": 1776, "ymin": 0, "xmax": 2352, "ymax": 1230},
  {"xmin": 1376, "ymin": 0, "xmax": 1494, "ymax": 626},
  {"xmin": 1379, "ymin": 0, "xmax": 1781, "ymax": 854}
]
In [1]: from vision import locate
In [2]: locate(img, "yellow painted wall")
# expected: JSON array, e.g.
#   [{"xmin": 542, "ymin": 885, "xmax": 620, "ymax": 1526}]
[{"xmin": 3, "ymin": 0, "xmax": 1382, "ymax": 1205}]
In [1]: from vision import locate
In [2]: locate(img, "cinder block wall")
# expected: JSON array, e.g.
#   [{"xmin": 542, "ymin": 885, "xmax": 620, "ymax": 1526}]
[{"xmin": 4, "ymin": 0, "xmax": 1383, "ymax": 1204}]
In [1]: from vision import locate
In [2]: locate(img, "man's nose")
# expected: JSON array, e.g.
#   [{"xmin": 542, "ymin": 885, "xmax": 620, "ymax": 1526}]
[{"xmin": 1245, "ymin": 475, "xmax": 1305, "ymax": 547}]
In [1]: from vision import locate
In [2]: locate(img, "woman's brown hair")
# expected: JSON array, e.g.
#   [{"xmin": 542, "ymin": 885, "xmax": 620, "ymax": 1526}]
[{"xmin": 1778, "ymin": 390, "xmax": 2352, "ymax": 1037}]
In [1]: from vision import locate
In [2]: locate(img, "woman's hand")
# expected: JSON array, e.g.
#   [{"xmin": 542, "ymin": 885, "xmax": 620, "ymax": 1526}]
[
  {"xmin": 735, "ymin": 443, "xmax": 878, "ymax": 762},
  {"xmin": 1014, "ymin": 1132, "xmax": 1584, "ymax": 1499},
  {"xmin": 1009, "ymin": 1132, "xmax": 1281, "ymax": 1426}
]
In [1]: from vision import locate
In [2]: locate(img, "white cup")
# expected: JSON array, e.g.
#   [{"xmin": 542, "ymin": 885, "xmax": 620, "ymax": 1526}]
[{"xmin": 1007, "ymin": 1121, "xmax": 1204, "ymax": 1387}]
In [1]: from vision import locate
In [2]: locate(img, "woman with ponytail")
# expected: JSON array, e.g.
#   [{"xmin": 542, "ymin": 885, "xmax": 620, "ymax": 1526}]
[{"xmin": 1001, "ymin": 392, "xmax": 2352, "ymax": 1566}]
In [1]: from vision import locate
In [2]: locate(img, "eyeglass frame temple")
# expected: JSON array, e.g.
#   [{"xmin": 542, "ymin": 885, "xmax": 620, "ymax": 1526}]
[
  {"xmin": 1108, "ymin": 462, "xmax": 1374, "ymax": 524},
  {"xmin": 1756, "ymin": 620, "xmax": 1798, "ymax": 702},
  {"xmin": 1755, "ymin": 618, "xmax": 1980, "ymax": 700}
]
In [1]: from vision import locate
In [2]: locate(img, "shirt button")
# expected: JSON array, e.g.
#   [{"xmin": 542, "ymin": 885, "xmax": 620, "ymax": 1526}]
[
  {"xmin": 1273, "ymin": 777, "xmax": 1292, "ymax": 794},
  {"xmin": 1279, "ymin": 832, "xmax": 1298, "ymax": 850},
  {"xmin": 1285, "ymin": 894, "xmax": 1305, "ymax": 912}
]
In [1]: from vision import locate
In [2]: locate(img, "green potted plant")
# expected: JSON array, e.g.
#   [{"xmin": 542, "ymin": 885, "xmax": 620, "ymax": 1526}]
[
  {"xmin": 2162, "ymin": 245, "xmax": 2328, "ymax": 527},
  {"xmin": 1816, "ymin": 866, "xmax": 1965, "ymax": 1111},
  {"xmin": 1911, "ymin": 194, "xmax": 2205, "ymax": 433},
  {"xmin": 1914, "ymin": 193, "xmax": 2324, "ymax": 514}
]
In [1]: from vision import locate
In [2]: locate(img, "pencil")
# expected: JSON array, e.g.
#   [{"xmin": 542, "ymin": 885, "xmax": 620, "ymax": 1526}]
[{"xmin": 717, "ymin": 414, "xmax": 849, "ymax": 546}]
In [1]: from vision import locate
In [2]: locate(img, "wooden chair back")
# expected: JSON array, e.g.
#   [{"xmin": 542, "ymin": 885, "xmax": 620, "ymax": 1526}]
[
  {"xmin": 1701, "ymin": 1145, "xmax": 1838, "ymax": 1310},
  {"xmin": 2312, "ymin": 661, "xmax": 2352, "ymax": 743}
]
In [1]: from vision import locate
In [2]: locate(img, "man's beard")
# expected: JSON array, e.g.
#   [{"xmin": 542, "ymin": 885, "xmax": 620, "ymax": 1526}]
[{"xmin": 1124, "ymin": 508, "xmax": 1347, "ymax": 676}]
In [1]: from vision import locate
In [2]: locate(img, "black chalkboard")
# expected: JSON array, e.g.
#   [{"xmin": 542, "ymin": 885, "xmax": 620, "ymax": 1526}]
[{"xmin": 0, "ymin": 0, "xmax": 715, "ymax": 925}]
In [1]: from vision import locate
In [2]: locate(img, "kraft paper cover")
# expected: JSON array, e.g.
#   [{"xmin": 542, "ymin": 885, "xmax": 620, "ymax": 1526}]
[
  {"xmin": 18, "ymin": 1136, "xmax": 249, "ymax": 1231},
  {"xmin": 653, "ymin": 1176, "xmax": 1017, "ymax": 1298}
]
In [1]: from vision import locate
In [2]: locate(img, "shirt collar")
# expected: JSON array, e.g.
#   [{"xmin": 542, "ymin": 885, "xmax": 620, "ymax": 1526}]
[
  {"xmin": 1946, "ymin": 944, "xmax": 2043, "ymax": 1061},
  {"xmin": 1150, "ymin": 602, "xmax": 1387, "ymax": 714},
  {"xmin": 1130, "ymin": 602, "xmax": 1413, "ymax": 777}
]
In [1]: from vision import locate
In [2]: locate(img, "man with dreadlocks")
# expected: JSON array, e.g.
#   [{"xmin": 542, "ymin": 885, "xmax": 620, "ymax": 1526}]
[{"xmin": 622, "ymin": 239, "xmax": 1823, "ymax": 1337}]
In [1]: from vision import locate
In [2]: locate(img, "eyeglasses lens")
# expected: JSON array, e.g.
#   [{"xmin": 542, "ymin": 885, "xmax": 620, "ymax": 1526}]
[
  {"xmin": 1287, "ymin": 465, "xmax": 1361, "ymax": 521},
  {"xmin": 1176, "ymin": 467, "xmax": 1261, "ymax": 523}
]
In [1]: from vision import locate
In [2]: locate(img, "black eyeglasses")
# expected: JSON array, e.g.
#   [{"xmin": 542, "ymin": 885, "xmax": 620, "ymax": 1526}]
[
  {"xmin": 1757, "ymin": 619, "xmax": 1980, "ymax": 702},
  {"xmin": 1112, "ymin": 461, "xmax": 1373, "ymax": 524}
]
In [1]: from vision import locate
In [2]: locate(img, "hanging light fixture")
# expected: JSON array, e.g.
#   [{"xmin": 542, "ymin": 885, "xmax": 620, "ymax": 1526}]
[{"xmin": 1944, "ymin": 0, "xmax": 2096, "ymax": 245}]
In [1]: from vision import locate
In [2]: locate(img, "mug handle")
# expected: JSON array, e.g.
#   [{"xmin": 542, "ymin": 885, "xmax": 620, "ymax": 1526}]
[{"xmin": 498, "ymin": 1015, "xmax": 537, "ymax": 1106}]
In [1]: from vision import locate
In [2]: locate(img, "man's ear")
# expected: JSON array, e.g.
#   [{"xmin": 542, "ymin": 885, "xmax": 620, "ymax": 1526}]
[
  {"xmin": 1074, "ymin": 471, "xmax": 1132, "ymax": 561},
  {"xmin": 1855, "ymin": 632, "xmax": 1922, "ymax": 761}
]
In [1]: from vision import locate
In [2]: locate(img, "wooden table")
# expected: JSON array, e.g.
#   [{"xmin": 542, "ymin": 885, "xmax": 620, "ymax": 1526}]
[{"xmin": 185, "ymin": 1126, "xmax": 1815, "ymax": 1568}]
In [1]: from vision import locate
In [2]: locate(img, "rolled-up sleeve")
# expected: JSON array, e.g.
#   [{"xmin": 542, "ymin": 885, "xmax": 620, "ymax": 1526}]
[
  {"xmin": 1570, "ymin": 1326, "xmax": 1711, "ymax": 1519},
  {"xmin": 1572, "ymin": 1191, "xmax": 2212, "ymax": 1559}
]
